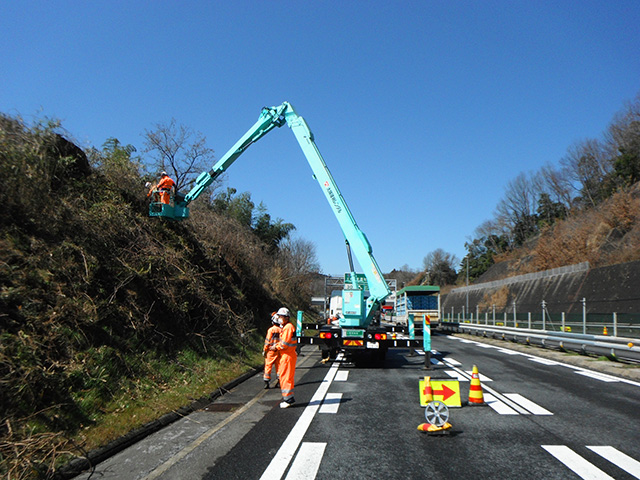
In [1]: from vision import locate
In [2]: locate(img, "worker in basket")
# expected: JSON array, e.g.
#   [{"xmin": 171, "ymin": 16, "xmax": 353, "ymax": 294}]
[{"xmin": 153, "ymin": 171, "xmax": 176, "ymax": 205}]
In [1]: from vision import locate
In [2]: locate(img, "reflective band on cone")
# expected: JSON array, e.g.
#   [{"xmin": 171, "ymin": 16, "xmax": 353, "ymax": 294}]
[
  {"xmin": 468, "ymin": 365, "xmax": 485, "ymax": 405},
  {"xmin": 424, "ymin": 376, "xmax": 433, "ymax": 403}
]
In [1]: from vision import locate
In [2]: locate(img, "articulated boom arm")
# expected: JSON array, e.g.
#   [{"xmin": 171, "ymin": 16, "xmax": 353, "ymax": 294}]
[
  {"xmin": 182, "ymin": 103, "xmax": 289, "ymax": 205},
  {"xmin": 282, "ymin": 104, "xmax": 390, "ymax": 322},
  {"xmin": 182, "ymin": 102, "xmax": 390, "ymax": 322}
]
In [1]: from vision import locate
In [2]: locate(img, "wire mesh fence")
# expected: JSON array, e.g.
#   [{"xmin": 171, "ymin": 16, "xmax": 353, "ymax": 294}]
[{"xmin": 442, "ymin": 301, "xmax": 640, "ymax": 338}]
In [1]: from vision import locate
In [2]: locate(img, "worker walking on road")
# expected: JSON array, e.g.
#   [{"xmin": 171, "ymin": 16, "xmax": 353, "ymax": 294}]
[
  {"xmin": 270, "ymin": 307, "xmax": 297, "ymax": 408},
  {"xmin": 263, "ymin": 312, "xmax": 282, "ymax": 389},
  {"xmin": 155, "ymin": 171, "xmax": 176, "ymax": 205}
]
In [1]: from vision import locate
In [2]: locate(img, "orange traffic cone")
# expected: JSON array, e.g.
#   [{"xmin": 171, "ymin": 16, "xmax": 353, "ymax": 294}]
[
  {"xmin": 468, "ymin": 365, "xmax": 485, "ymax": 405},
  {"xmin": 423, "ymin": 376, "xmax": 433, "ymax": 403},
  {"xmin": 603, "ymin": 326, "xmax": 608, "ymax": 336}
]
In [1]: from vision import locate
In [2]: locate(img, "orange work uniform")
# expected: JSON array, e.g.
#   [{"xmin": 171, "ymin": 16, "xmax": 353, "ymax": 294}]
[
  {"xmin": 156, "ymin": 176, "xmax": 176, "ymax": 204},
  {"xmin": 263, "ymin": 324, "xmax": 281, "ymax": 383},
  {"xmin": 275, "ymin": 321, "xmax": 297, "ymax": 404}
]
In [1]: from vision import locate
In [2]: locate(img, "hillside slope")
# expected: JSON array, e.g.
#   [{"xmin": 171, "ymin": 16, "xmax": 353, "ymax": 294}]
[
  {"xmin": 477, "ymin": 182, "xmax": 640, "ymax": 283},
  {"xmin": 0, "ymin": 115, "xmax": 292, "ymax": 477}
]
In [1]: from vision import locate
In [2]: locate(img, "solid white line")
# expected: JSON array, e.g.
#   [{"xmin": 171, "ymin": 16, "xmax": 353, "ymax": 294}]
[
  {"xmin": 496, "ymin": 348, "xmax": 522, "ymax": 355},
  {"xmin": 529, "ymin": 357, "xmax": 560, "ymax": 365},
  {"xmin": 319, "ymin": 393, "xmax": 342, "ymax": 414},
  {"xmin": 587, "ymin": 446, "xmax": 640, "ymax": 479},
  {"xmin": 284, "ymin": 442, "xmax": 326, "ymax": 480},
  {"xmin": 259, "ymin": 358, "xmax": 341, "ymax": 480},
  {"xmin": 575, "ymin": 370, "xmax": 619, "ymax": 383},
  {"xmin": 504, "ymin": 393, "xmax": 553, "ymax": 415},
  {"xmin": 542, "ymin": 445, "xmax": 615, "ymax": 480},
  {"xmin": 484, "ymin": 393, "xmax": 519, "ymax": 415}
]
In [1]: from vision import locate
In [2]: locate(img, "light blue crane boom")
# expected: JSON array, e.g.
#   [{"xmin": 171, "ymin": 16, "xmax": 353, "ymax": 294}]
[{"xmin": 150, "ymin": 102, "xmax": 389, "ymax": 326}]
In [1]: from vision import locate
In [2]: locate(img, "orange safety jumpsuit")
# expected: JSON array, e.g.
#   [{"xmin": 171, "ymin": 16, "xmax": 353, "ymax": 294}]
[
  {"xmin": 275, "ymin": 321, "xmax": 297, "ymax": 404},
  {"xmin": 263, "ymin": 324, "xmax": 281, "ymax": 383},
  {"xmin": 155, "ymin": 175, "xmax": 176, "ymax": 205}
]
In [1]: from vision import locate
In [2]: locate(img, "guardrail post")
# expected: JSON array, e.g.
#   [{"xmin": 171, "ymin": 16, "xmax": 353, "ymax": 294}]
[
  {"xmin": 485, "ymin": 312, "xmax": 488, "ymax": 325},
  {"xmin": 562, "ymin": 312, "xmax": 565, "ymax": 332},
  {"xmin": 613, "ymin": 312, "xmax": 618, "ymax": 337},
  {"xmin": 528, "ymin": 312, "xmax": 531, "ymax": 329},
  {"xmin": 542, "ymin": 300, "xmax": 546, "ymax": 330},
  {"xmin": 492, "ymin": 304, "xmax": 496, "ymax": 325},
  {"xmin": 513, "ymin": 301, "xmax": 517, "ymax": 327},
  {"xmin": 582, "ymin": 298, "xmax": 587, "ymax": 334}
]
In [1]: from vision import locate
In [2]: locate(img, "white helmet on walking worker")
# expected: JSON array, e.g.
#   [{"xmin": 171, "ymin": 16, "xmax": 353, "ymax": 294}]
[{"xmin": 277, "ymin": 307, "xmax": 291, "ymax": 317}]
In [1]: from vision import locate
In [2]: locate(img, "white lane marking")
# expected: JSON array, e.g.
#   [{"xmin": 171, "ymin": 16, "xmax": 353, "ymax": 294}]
[
  {"xmin": 452, "ymin": 335, "xmax": 640, "ymax": 388},
  {"xmin": 334, "ymin": 370, "xmax": 349, "ymax": 382},
  {"xmin": 259, "ymin": 356, "xmax": 341, "ymax": 480},
  {"xmin": 484, "ymin": 393, "xmax": 519, "ymax": 415},
  {"xmin": 284, "ymin": 442, "xmax": 326, "ymax": 480},
  {"xmin": 529, "ymin": 357, "xmax": 561, "ymax": 365},
  {"xmin": 465, "ymin": 371, "xmax": 493, "ymax": 382},
  {"xmin": 575, "ymin": 370, "xmax": 619, "ymax": 383},
  {"xmin": 542, "ymin": 445, "xmax": 615, "ymax": 479},
  {"xmin": 440, "ymin": 360, "xmax": 530, "ymax": 414},
  {"xmin": 496, "ymin": 348, "xmax": 522, "ymax": 355},
  {"xmin": 444, "ymin": 357, "xmax": 462, "ymax": 366},
  {"xmin": 587, "ymin": 446, "xmax": 640, "ymax": 479},
  {"xmin": 319, "ymin": 393, "xmax": 342, "ymax": 414},
  {"xmin": 504, "ymin": 393, "xmax": 553, "ymax": 415},
  {"xmin": 444, "ymin": 370, "xmax": 468, "ymax": 381}
]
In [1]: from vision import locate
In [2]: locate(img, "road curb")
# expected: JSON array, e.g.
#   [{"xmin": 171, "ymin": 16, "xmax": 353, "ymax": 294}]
[{"xmin": 56, "ymin": 366, "xmax": 262, "ymax": 479}]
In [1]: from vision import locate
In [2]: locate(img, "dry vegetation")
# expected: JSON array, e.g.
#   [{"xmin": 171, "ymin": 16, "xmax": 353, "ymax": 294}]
[
  {"xmin": 494, "ymin": 184, "xmax": 640, "ymax": 276},
  {"xmin": 0, "ymin": 114, "xmax": 313, "ymax": 478}
]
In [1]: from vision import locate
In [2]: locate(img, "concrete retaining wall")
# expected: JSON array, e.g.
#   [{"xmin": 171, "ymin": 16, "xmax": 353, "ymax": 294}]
[{"xmin": 442, "ymin": 260, "xmax": 640, "ymax": 315}]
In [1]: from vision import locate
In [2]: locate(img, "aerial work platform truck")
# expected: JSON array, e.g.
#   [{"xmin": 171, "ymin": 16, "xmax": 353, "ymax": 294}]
[{"xmin": 148, "ymin": 102, "xmax": 424, "ymax": 363}]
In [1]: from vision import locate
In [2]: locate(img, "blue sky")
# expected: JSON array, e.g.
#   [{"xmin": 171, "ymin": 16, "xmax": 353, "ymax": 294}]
[{"xmin": 2, "ymin": 1, "xmax": 639, "ymax": 276}]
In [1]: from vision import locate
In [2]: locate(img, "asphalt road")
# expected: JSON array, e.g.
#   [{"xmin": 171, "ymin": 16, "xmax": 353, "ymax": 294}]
[{"xmin": 73, "ymin": 333, "xmax": 640, "ymax": 480}]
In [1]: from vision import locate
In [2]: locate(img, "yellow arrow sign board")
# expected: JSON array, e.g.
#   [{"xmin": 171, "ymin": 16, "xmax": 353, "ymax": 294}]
[{"xmin": 419, "ymin": 379, "xmax": 461, "ymax": 407}]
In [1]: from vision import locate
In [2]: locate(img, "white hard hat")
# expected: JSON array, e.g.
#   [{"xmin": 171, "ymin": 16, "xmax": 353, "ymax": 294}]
[
  {"xmin": 277, "ymin": 307, "xmax": 291, "ymax": 317},
  {"xmin": 272, "ymin": 314, "xmax": 280, "ymax": 325},
  {"xmin": 161, "ymin": 171, "xmax": 167, "ymax": 176}
]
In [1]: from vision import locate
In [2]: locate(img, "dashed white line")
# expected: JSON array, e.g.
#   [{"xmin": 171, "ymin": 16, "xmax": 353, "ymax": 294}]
[
  {"xmin": 334, "ymin": 370, "xmax": 349, "ymax": 382},
  {"xmin": 319, "ymin": 393, "xmax": 342, "ymax": 414},
  {"xmin": 504, "ymin": 393, "xmax": 553, "ymax": 415},
  {"xmin": 542, "ymin": 445, "xmax": 615, "ymax": 479},
  {"xmin": 284, "ymin": 442, "xmax": 326, "ymax": 480},
  {"xmin": 259, "ymin": 357, "xmax": 341, "ymax": 480},
  {"xmin": 484, "ymin": 393, "xmax": 519, "ymax": 415},
  {"xmin": 587, "ymin": 446, "xmax": 640, "ymax": 479}
]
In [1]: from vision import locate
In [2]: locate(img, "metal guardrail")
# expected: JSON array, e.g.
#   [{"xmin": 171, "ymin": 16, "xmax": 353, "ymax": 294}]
[{"xmin": 439, "ymin": 322, "xmax": 640, "ymax": 364}]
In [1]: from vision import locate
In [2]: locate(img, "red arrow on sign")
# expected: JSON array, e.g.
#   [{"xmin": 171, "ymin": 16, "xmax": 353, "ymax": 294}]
[{"xmin": 433, "ymin": 384, "xmax": 455, "ymax": 401}]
